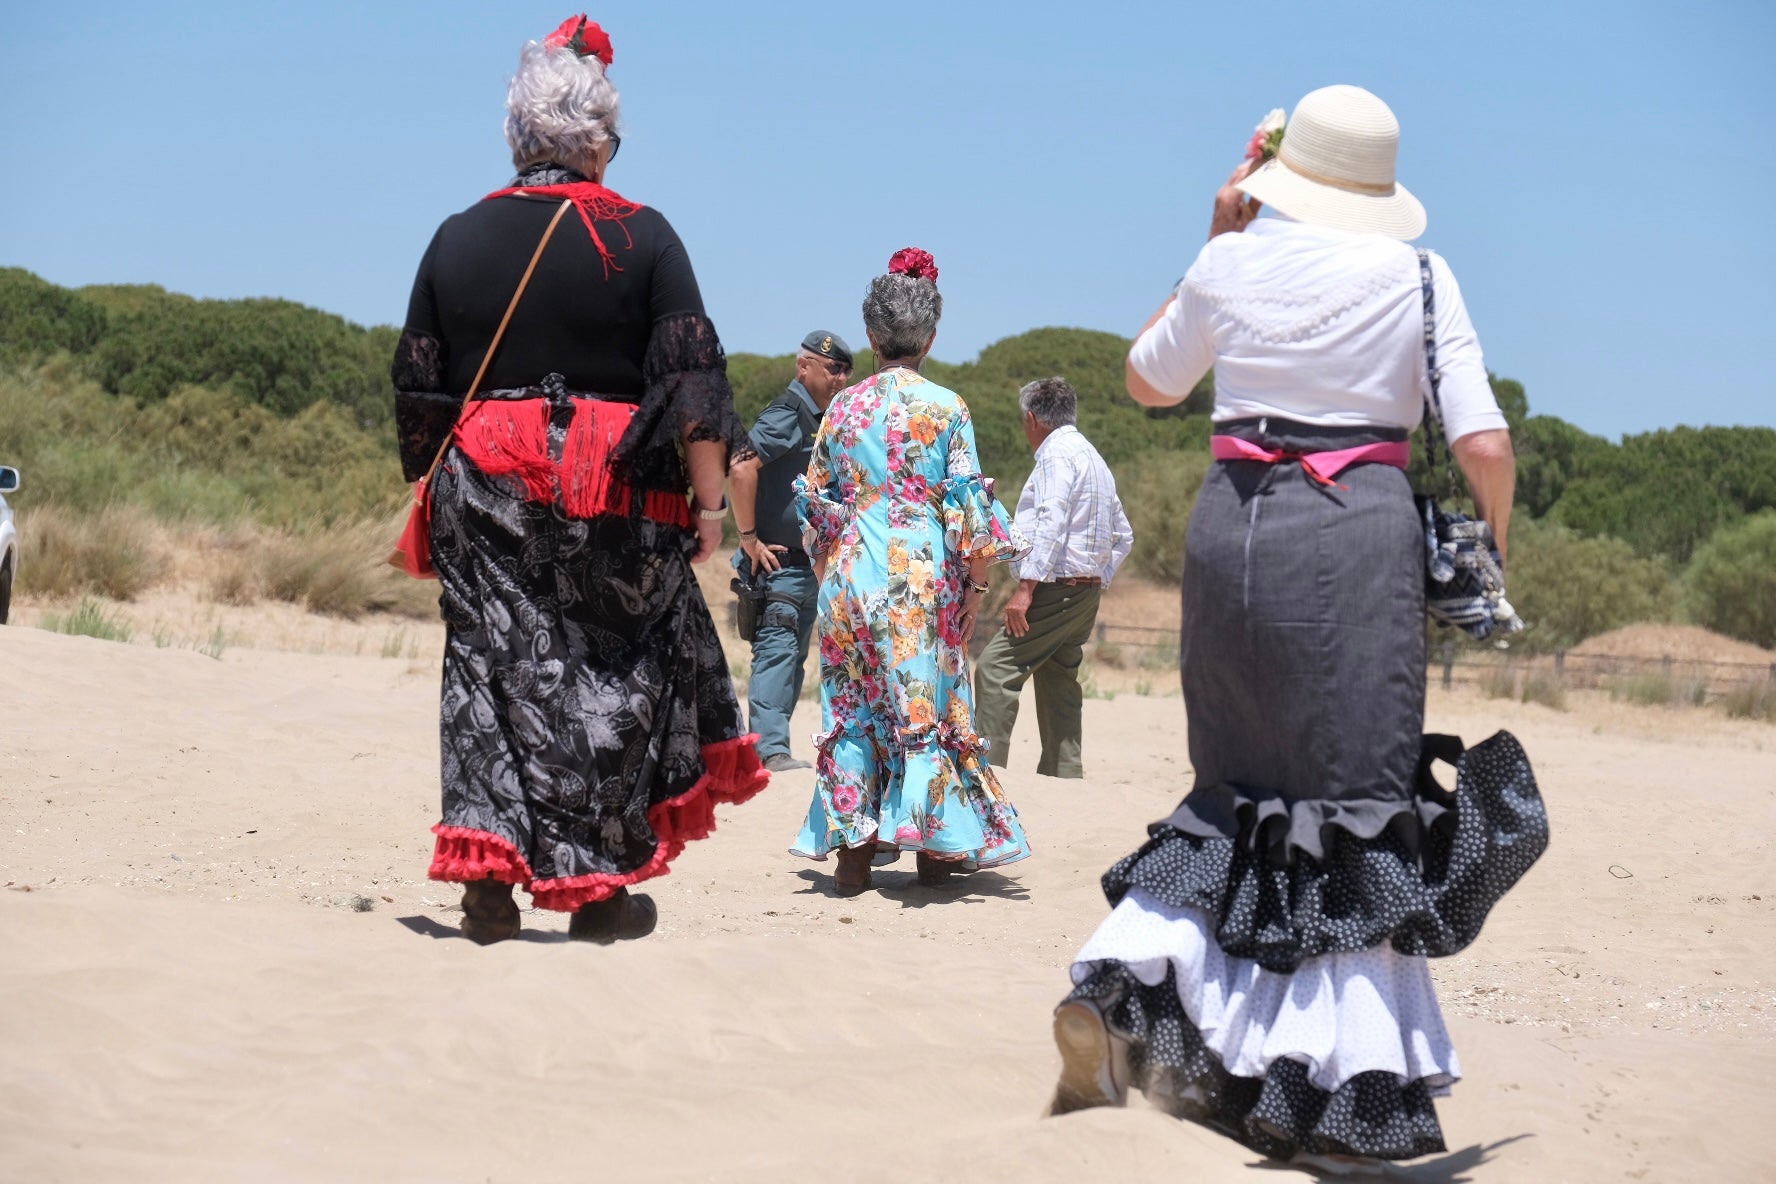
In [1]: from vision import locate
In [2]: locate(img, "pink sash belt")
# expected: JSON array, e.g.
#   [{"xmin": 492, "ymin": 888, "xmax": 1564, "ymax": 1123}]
[{"xmin": 1210, "ymin": 435, "xmax": 1410, "ymax": 489}]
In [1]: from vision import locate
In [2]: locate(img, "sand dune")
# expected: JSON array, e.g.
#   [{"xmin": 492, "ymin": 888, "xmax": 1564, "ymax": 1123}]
[{"xmin": 3, "ymin": 620, "xmax": 1773, "ymax": 1183}]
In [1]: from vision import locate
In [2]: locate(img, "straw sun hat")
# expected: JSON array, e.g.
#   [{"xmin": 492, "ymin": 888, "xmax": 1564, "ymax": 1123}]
[{"xmin": 1237, "ymin": 84, "xmax": 1427, "ymax": 240}]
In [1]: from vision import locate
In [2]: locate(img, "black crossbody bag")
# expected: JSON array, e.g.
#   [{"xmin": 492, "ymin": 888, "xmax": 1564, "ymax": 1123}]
[{"xmin": 1415, "ymin": 250, "xmax": 1523, "ymax": 641}]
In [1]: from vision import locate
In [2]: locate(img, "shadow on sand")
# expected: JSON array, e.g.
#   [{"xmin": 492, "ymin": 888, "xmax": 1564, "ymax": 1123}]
[
  {"xmin": 787, "ymin": 865, "xmax": 1030, "ymax": 905},
  {"xmin": 1245, "ymin": 1134, "xmax": 1534, "ymax": 1181},
  {"xmin": 395, "ymin": 914, "xmax": 571, "ymax": 943}
]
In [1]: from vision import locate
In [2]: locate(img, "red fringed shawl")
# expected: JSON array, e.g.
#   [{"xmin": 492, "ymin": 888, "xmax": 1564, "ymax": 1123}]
[{"xmin": 482, "ymin": 180, "xmax": 642, "ymax": 277}]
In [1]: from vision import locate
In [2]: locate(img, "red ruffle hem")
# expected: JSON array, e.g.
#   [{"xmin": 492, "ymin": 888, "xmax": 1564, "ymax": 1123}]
[
  {"xmin": 427, "ymin": 736, "xmax": 770, "ymax": 911},
  {"xmin": 454, "ymin": 396, "xmax": 693, "ymax": 526}
]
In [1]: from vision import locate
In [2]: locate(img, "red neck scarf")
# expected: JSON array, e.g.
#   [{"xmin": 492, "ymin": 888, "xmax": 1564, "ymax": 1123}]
[{"xmin": 482, "ymin": 180, "xmax": 643, "ymax": 277}]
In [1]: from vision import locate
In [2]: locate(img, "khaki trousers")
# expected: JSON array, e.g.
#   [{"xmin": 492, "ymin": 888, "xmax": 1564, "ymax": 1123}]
[{"xmin": 972, "ymin": 583, "xmax": 1101, "ymax": 779}]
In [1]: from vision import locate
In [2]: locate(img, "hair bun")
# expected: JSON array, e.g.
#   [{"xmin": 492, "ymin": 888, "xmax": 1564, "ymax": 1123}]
[
  {"xmin": 887, "ymin": 247, "xmax": 939, "ymax": 286},
  {"xmin": 544, "ymin": 15, "xmax": 614, "ymax": 67}
]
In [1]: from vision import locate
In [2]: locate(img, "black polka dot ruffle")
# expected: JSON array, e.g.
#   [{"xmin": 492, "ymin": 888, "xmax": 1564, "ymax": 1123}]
[
  {"xmin": 1069, "ymin": 962, "xmax": 1447, "ymax": 1161},
  {"xmin": 1104, "ymin": 731, "xmax": 1548, "ymax": 974}
]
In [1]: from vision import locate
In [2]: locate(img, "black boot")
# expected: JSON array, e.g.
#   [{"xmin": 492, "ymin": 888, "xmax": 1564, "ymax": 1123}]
[
  {"xmin": 459, "ymin": 878, "xmax": 520, "ymax": 945},
  {"xmin": 568, "ymin": 888, "xmax": 659, "ymax": 944}
]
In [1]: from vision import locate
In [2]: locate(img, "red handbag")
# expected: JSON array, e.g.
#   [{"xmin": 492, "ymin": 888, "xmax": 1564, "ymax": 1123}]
[{"xmin": 389, "ymin": 199, "xmax": 573, "ymax": 578}]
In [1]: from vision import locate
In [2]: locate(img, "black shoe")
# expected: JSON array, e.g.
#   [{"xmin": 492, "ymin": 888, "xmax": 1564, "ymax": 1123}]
[
  {"xmin": 568, "ymin": 889, "xmax": 658, "ymax": 945},
  {"xmin": 763, "ymin": 753, "xmax": 812, "ymax": 772}
]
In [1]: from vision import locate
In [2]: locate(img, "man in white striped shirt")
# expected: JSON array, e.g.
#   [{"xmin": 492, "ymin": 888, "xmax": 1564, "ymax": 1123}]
[{"xmin": 974, "ymin": 377, "xmax": 1132, "ymax": 779}]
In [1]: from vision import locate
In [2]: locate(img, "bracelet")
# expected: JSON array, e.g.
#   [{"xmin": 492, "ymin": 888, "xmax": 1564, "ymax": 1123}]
[
  {"xmin": 738, "ymin": 529, "xmax": 758, "ymax": 541},
  {"xmin": 965, "ymin": 578, "xmax": 990, "ymax": 594},
  {"xmin": 695, "ymin": 495, "xmax": 729, "ymax": 521}
]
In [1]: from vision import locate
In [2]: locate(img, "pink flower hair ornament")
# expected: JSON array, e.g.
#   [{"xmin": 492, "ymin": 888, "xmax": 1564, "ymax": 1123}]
[
  {"xmin": 888, "ymin": 247, "xmax": 939, "ymax": 285},
  {"xmin": 544, "ymin": 15, "xmax": 614, "ymax": 67},
  {"xmin": 1245, "ymin": 108, "xmax": 1287, "ymax": 163}
]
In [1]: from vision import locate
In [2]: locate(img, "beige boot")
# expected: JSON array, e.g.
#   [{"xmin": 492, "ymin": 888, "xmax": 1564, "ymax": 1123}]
[{"xmin": 1047, "ymin": 999, "xmax": 1131, "ymax": 1115}]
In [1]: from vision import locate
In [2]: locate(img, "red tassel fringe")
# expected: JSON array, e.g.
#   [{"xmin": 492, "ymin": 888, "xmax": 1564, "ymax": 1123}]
[
  {"xmin": 427, "ymin": 735, "xmax": 770, "ymax": 912},
  {"xmin": 455, "ymin": 399, "xmax": 692, "ymax": 527}
]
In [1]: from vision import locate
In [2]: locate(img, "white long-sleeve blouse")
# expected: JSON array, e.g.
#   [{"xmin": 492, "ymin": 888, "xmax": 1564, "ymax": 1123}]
[{"xmin": 1129, "ymin": 217, "xmax": 1507, "ymax": 443}]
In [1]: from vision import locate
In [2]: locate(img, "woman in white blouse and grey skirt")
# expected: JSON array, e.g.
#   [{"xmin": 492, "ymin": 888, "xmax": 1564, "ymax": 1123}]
[{"xmin": 1049, "ymin": 86, "xmax": 1548, "ymax": 1174}]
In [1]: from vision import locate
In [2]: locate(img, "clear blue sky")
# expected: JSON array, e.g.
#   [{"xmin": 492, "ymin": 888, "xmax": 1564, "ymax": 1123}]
[{"xmin": 2, "ymin": 0, "xmax": 1771, "ymax": 438}]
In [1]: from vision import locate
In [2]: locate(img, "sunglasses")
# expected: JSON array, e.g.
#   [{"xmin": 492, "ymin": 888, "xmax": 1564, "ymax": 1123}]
[{"xmin": 608, "ymin": 132, "xmax": 621, "ymax": 163}]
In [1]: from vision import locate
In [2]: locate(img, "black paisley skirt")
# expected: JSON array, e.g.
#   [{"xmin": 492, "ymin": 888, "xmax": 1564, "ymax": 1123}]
[
  {"xmin": 1065, "ymin": 420, "xmax": 1549, "ymax": 1162},
  {"xmin": 423, "ymin": 409, "xmax": 766, "ymax": 912}
]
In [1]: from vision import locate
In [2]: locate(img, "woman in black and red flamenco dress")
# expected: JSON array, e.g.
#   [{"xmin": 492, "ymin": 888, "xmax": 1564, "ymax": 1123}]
[{"xmin": 391, "ymin": 16, "xmax": 767, "ymax": 944}]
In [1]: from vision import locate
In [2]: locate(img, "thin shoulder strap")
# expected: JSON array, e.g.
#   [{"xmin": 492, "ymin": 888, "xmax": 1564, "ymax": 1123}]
[
  {"xmin": 1416, "ymin": 248, "xmax": 1456, "ymax": 496},
  {"xmin": 417, "ymin": 198, "xmax": 574, "ymax": 487}
]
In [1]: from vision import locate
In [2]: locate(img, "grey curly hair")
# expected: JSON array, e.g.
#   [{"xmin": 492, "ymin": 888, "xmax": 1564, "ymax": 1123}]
[
  {"xmin": 504, "ymin": 40, "xmax": 620, "ymax": 172},
  {"xmin": 861, "ymin": 274, "xmax": 943, "ymax": 360},
  {"xmin": 1018, "ymin": 377, "xmax": 1078, "ymax": 429}
]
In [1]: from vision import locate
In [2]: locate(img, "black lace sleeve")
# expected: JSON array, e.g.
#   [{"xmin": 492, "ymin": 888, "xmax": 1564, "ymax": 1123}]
[
  {"xmin": 391, "ymin": 329, "xmax": 460, "ymax": 483},
  {"xmin": 612, "ymin": 312, "xmax": 756, "ymax": 500}
]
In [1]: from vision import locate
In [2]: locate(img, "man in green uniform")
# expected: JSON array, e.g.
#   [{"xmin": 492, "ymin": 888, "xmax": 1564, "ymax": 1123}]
[{"xmin": 728, "ymin": 331, "xmax": 853, "ymax": 772}]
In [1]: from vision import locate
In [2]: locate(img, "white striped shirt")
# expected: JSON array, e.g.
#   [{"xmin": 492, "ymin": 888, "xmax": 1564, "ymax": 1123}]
[{"xmin": 1012, "ymin": 425, "xmax": 1133, "ymax": 586}]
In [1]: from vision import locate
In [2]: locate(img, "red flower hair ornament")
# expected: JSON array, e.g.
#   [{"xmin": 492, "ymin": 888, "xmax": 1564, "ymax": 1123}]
[
  {"xmin": 544, "ymin": 15, "xmax": 614, "ymax": 67},
  {"xmin": 888, "ymin": 247, "xmax": 939, "ymax": 286}
]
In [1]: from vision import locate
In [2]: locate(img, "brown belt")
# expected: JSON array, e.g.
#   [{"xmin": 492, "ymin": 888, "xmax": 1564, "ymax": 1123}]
[{"xmin": 1049, "ymin": 576, "xmax": 1102, "ymax": 587}]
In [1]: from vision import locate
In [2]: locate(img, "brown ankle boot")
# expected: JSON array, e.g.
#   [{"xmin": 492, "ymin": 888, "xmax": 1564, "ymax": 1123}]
[
  {"xmin": 833, "ymin": 840, "xmax": 877, "ymax": 897},
  {"xmin": 459, "ymin": 878, "xmax": 520, "ymax": 945},
  {"xmin": 916, "ymin": 851, "xmax": 960, "ymax": 886}
]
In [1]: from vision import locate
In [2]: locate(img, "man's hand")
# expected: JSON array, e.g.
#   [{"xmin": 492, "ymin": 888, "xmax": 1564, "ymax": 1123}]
[
  {"xmin": 1003, "ymin": 580, "xmax": 1036, "ymax": 638},
  {"xmin": 743, "ymin": 534, "xmax": 788, "ymax": 574}
]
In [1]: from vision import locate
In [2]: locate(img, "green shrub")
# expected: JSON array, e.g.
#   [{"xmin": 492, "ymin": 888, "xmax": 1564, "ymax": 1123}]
[
  {"xmin": 1504, "ymin": 518, "xmax": 1679, "ymax": 651},
  {"xmin": 1116, "ymin": 448, "xmax": 1213, "ymax": 583},
  {"xmin": 1683, "ymin": 510, "xmax": 1776, "ymax": 649},
  {"xmin": 40, "ymin": 598, "xmax": 133, "ymax": 642}
]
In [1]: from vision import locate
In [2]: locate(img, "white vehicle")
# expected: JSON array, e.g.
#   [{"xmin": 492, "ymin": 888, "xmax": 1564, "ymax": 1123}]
[{"xmin": 0, "ymin": 466, "xmax": 18, "ymax": 625}]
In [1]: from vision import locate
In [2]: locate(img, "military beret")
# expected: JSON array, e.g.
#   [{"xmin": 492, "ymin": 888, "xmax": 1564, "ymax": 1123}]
[{"xmin": 800, "ymin": 330, "xmax": 853, "ymax": 369}]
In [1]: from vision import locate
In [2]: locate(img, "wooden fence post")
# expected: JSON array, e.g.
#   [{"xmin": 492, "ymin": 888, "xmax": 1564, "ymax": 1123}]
[
  {"xmin": 1441, "ymin": 640, "xmax": 1454, "ymax": 690},
  {"xmin": 1555, "ymin": 650, "xmax": 1565, "ymax": 680},
  {"xmin": 1096, "ymin": 621, "xmax": 1107, "ymax": 644}
]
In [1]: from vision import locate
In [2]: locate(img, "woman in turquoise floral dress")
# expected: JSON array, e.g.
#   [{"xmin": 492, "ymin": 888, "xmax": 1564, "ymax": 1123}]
[{"xmin": 790, "ymin": 249, "xmax": 1032, "ymax": 896}]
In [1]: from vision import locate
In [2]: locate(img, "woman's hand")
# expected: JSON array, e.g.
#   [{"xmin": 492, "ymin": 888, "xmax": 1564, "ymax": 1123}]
[
  {"xmin": 958, "ymin": 593, "xmax": 982, "ymax": 648},
  {"xmin": 1209, "ymin": 159, "xmax": 1264, "ymax": 240},
  {"xmin": 692, "ymin": 517, "xmax": 722, "ymax": 564}
]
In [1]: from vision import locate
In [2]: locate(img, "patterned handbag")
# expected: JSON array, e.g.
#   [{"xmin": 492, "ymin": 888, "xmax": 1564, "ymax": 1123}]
[
  {"xmin": 1415, "ymin": 250, "xmax": 1524, "ymax": 641},
  {"xmin": 388, "ymin": 199, "xmax": 573, "ymax": 578}
]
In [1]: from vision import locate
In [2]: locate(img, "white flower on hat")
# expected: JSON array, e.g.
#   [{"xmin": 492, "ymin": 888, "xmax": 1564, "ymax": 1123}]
[{"xmin": 1257, "ymin": 108, "xmax": 1287, "ymax": 135}]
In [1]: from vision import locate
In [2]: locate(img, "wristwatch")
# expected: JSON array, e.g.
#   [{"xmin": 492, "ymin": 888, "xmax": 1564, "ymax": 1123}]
[{"xmin": 696, "ymin": 495, "xmax": 729, "ymax": 521}]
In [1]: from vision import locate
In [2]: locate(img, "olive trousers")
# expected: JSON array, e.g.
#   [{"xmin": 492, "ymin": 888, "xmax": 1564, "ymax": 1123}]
[{"xmin": 972, "ymin": 583, "xmax": 1102, "ymax": 779}]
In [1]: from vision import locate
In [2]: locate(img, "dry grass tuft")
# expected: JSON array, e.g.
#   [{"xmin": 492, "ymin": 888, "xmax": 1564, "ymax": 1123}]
[
  {"xmin": 1480, "ymin": 664, "xmax": 1518, "ymax": 701},
  {"xmin": 1719, "ymin": 680, "xmax": 1776, "ymax": 723},
  {"xmin": 258, "ymin": 519, "xmax": 436, "ymax": 620},
  {"xmin": 1519, "ymin": 669, "xmax": 1568, "ymax": 711},
  {"xmin": 18, "ymin": 504, "xmax": 166, "ymax": 600}
]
